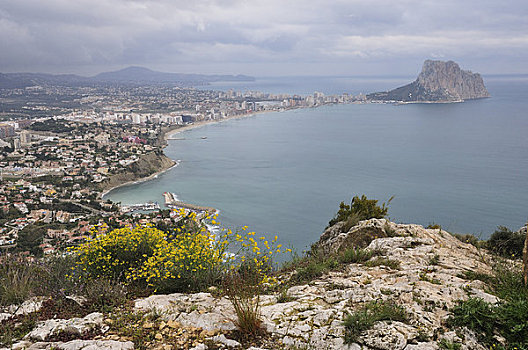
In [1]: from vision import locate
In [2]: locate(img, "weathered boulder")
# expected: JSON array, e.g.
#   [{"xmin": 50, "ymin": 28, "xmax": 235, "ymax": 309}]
[{"xmin": 25, "ymin": 313, "xmax": 106, "ymax": 342}]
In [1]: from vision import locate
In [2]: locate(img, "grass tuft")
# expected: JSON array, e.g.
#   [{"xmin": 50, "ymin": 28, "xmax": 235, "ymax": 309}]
[{"xmin": 343, "ymin": 300, "xmax": 408, "ymax": 344}]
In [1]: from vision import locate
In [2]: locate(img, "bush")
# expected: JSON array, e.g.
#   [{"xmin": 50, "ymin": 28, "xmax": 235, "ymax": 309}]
[
  {"xmin": 73, "ymin": 211, "xmax": 287, "ymax": 293},
  {"xmin": 452, "ymin": 233, "xmax": 481, "ymax": 248},
  {"xmin": 338, "ymin": 247, "xmax": 374, "ymax": 264},
  {"xmin": 343, "ymin": 300, "xmax": 408, "ymax": 344},
  {"xmin": 72, "ymin": 225, "xmax": 167, "ymax": 284},
  {"xmin": 487, "ymin": 226, "xmax": 525, "ymax": 258},
  {"xmin": 328, "ymin": 195, "xmax": 393, "ymax": 229},
  {"xmin": 448, "ymin": 263, "xmax": 528, "ymax": 348}
]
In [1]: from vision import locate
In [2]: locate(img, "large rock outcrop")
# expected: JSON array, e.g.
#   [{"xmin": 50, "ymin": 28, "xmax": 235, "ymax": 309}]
[
  {"xmin": 5, "ymin": 220, "xmax": 509, "ymax": 349},
  {"xmin": 368, "ymin": 60, "xmax": 490, "ymax": 102}
]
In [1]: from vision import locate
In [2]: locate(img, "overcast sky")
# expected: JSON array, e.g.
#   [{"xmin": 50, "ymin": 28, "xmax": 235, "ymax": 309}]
[{"xmin": 1, "ymin": 0, "xmax": 527, "ymax": 76}]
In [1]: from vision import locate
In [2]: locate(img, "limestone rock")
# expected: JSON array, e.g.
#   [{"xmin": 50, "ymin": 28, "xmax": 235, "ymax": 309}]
[
  {"xmin": 207, "ymin": 334, "xmax": 241, "ymax": 348},
  {"xmin": 362, "ymin": 321, "xmax": 411, "ymax": 350},
  {"xmin": 25, "ymin": 313, "xmax": 105, "ymax": 341},
  {"xmin": 368, "ymin": 60, "xmax": 490, "ymax": 102},
  {"xmin": 22, "ymin": 340, "xmax": 134, "ymax": 350}
]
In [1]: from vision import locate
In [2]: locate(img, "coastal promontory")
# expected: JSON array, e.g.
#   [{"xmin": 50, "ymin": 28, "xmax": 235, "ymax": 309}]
[{"xmin": 368, "ymin": 60, "xmax": 490, "ymax": 102}]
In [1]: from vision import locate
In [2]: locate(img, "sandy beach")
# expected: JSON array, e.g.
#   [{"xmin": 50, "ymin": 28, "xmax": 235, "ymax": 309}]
[{"xmin": 164, "ymin": 110, "xmax": 273, "ymax": 140}]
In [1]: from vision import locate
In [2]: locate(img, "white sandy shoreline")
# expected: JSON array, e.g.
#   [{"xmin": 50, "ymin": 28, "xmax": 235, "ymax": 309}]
[{"xmin": 164, "ymin": 110, "xmax": 273, "ymax": 140}]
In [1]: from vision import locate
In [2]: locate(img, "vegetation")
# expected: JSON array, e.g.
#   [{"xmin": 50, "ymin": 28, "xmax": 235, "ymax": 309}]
[
  {"xmin": 448, "ymin": 263, "xmax": 528, "ymax": 349},
  {"xmin": 452, "ymin": 232, "xmax": 482, "ymax": 248},
  {"xmin": 365, "ymin": 257, "xmax": 401, "ymax": 270},
  {"xmin": 284, "ymin": 246, "xmax": 377, "ymax": 285},
  {"xmin": 327, "ymin": 195, "xmax": 393, "ymax": 230},
  {"xmin": 0, "ymin": 255, "xmax": 37, "ymax": 306},
  {"xmin": 487, "ymin": 226, "xmax": 525, "ymax": 258},
  {"xmin": 343, "ymin": 300, "xmax": 408, "ymax": 344},
  {"xmin": 437, "ymin": 339, "xmax": 462, "ymax": 350},
  {"xmin": 72, "ymin": 210, "xmax": 287, "ymax": 293},
  {"xmin": 223, "ymin": 270, "xmax": 265, "ymax": 338}
]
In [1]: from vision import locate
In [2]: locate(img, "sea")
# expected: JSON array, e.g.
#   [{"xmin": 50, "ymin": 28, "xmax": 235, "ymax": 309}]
[{"xmin": 104, "ymin": 75, "xmax": 528, "ymax": 253}]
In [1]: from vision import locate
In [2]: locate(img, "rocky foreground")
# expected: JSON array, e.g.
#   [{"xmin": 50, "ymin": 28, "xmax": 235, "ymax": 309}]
[{"xmin": 2, "ymin": 219, "xmax": 503, "ymax": 349}]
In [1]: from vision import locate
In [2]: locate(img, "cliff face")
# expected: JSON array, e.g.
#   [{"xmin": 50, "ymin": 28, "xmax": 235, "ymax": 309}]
[
  {"xmin": 368, "ymin": 60, "xmax": 490, "ymax": 102},
  {"xmin": 99, "ymin": 152, "xmax": 175, "ymax": 193}
]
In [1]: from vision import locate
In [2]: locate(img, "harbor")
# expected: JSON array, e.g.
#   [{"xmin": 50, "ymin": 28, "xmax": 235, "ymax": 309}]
[
  {"xmin": 120, "ymin": 201, "xmax": 160, "ymax": 213},
  {"xmin": 163, "ymin": 192, "xmax": 216, "ymax": 213}
]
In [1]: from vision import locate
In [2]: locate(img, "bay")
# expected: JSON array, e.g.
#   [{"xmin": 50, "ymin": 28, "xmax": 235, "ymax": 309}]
[{"xmin": 105, "ymin": 76, "xmax": 528, "ymax": 252}]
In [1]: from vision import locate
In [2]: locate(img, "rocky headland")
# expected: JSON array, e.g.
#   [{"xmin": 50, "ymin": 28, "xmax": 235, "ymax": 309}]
[
  {"xmin": 3, "ymin": 217, "xmax": 524, "ymax": 350},
  {"xmin": 99, "ymin": 151, "xmax": 176, "ymax": 195},
  {"xmin": 368, "ymin": 60, "xmax": 490, "ymax": 103}
]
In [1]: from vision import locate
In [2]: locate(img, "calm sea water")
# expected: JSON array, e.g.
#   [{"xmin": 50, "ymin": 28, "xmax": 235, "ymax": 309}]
[{"xmin": 106, "ymin": 76, "xmax": 528, "ymax": 252}]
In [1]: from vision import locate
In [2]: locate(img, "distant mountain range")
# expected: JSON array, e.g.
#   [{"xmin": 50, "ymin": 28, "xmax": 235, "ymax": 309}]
[{"xmin": 0, "ymin": 66, "xmax": 254, "ymax": 89}]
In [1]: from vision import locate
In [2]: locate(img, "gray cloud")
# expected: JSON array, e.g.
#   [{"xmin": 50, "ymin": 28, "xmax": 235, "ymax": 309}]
[{"xmin": 0, "ymin": 0, "xmax": 526, "ymax": 75}]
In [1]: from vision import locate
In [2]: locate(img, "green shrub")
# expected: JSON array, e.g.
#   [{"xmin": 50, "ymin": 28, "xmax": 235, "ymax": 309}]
[
  {"xmin": 339, "ymin": 247, "xmax": 374, "ymax": 264},
  {"xmin": 437, "ymin": 339, "xmax": 462, "ymax": 350},
  {"xmin": 343, "ymin": 300, "xmax": 408, "ymax": 344},
  {"xmin": 452, "ymin": 233, "xmax": 481, "ymax": 248},
  {"xmin": 427, "ymin": 223, "xmax": 442, "ymax": 230},
  {"xmin": 328, "ymin": 195, "xmax": 393, "ymax": 228},
  {"xmin": 365, "ymin": 257, "xmax": 401, "ymax": 270},
  {"xmin": 428, "ymin": 254, "xmax": 440, "ymax": 265},
  {"xmin": 276, "ymin": 289, "xmax": 295, "ymax": 303},
  {"xmin": 456, "ymin": 270, "xmax": 492, "ymax": 284},
  {"xmin": 293, "ymin": 255, "xmax": 338, "ymax": 284},
  {"xmin": 448, "ymin": 264, "xmax": 528, "ymax": 348},
  {"xmin": 448, "ymin": 297, "xmax": 495, "ymax": 340},
  {"xmin": 487, "ymin": 226, "xmax": 525, "ymax": 258}
]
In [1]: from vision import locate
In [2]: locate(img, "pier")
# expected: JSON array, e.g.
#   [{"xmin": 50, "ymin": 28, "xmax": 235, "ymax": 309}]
[{"xmin": 163, "ymin": 192, "xmax": 215, "ymax": 213}]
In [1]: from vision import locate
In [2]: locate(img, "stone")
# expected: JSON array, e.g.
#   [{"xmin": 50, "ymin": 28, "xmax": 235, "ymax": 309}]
[
  {"xmin": 167, "ymin": 320, "xmax": 181, "ymax": 329},
  {"xmin": 25, "ymin": 312, "xmax": 105, "ymax": 341},
  {"xmin": 404, "ymin": 343, "xmax": 438, "ymax": 350},
  {"xmin": 208, "ymin": 334, "xmax": 241, "ymax": 348},
  {"xmin": 362, "ymin": 321, "xmax": 408, "ymax": 350},
  {"xmin": 7, "ymin": 297, "xmax": 44, "ymax": 316},
  {"xmin": 189, "ymin": 344, "xmax": 207, "ymax": 350},
  {"xmin": 22, "ymin": 340, "xmax": 134, "ymax": 350}
]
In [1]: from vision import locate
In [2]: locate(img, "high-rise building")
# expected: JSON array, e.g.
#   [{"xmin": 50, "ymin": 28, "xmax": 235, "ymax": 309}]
[{"xmin": 0, "ymin": 124, "xmax": 15, "ymax": 139}]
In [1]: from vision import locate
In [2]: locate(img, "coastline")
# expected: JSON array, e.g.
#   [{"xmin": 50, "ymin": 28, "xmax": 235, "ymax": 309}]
[
  {"xmin": 101, "ymin": 110, "xmax": 277, "ymax": 200},
  {"xmin": 100, "ymin": 160, "xmax": 179, "ymax": 199},
  {"xmin": 164, "ymin": 110, "xmax": 273, "ymax": 140}
]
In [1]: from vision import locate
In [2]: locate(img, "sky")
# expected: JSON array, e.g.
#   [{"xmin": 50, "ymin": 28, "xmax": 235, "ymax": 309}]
[{"xmin": 1, "ymin": 0, "xmax": 527, "ymax": 76}]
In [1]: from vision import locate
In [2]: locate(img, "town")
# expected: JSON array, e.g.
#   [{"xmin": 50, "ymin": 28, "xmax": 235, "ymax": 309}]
[{"xmin": 0, "ymin": 83, "xmax": 368, "ymax": 256}]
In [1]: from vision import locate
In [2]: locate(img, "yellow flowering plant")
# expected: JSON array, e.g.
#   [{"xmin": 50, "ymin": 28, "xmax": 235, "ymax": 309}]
[{"xmin": 72, "ymin": 209, "xmax": 290, "ymax": 293}]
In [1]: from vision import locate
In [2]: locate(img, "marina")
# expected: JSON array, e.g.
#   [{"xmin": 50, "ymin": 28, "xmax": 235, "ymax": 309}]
[
  {"xmin": 120, "ymin": 201, "xmax": 160, "ymax": 213},
  {"xmin": 163, "ymin": 192, "xmax": 216, "ymax": 213}
]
